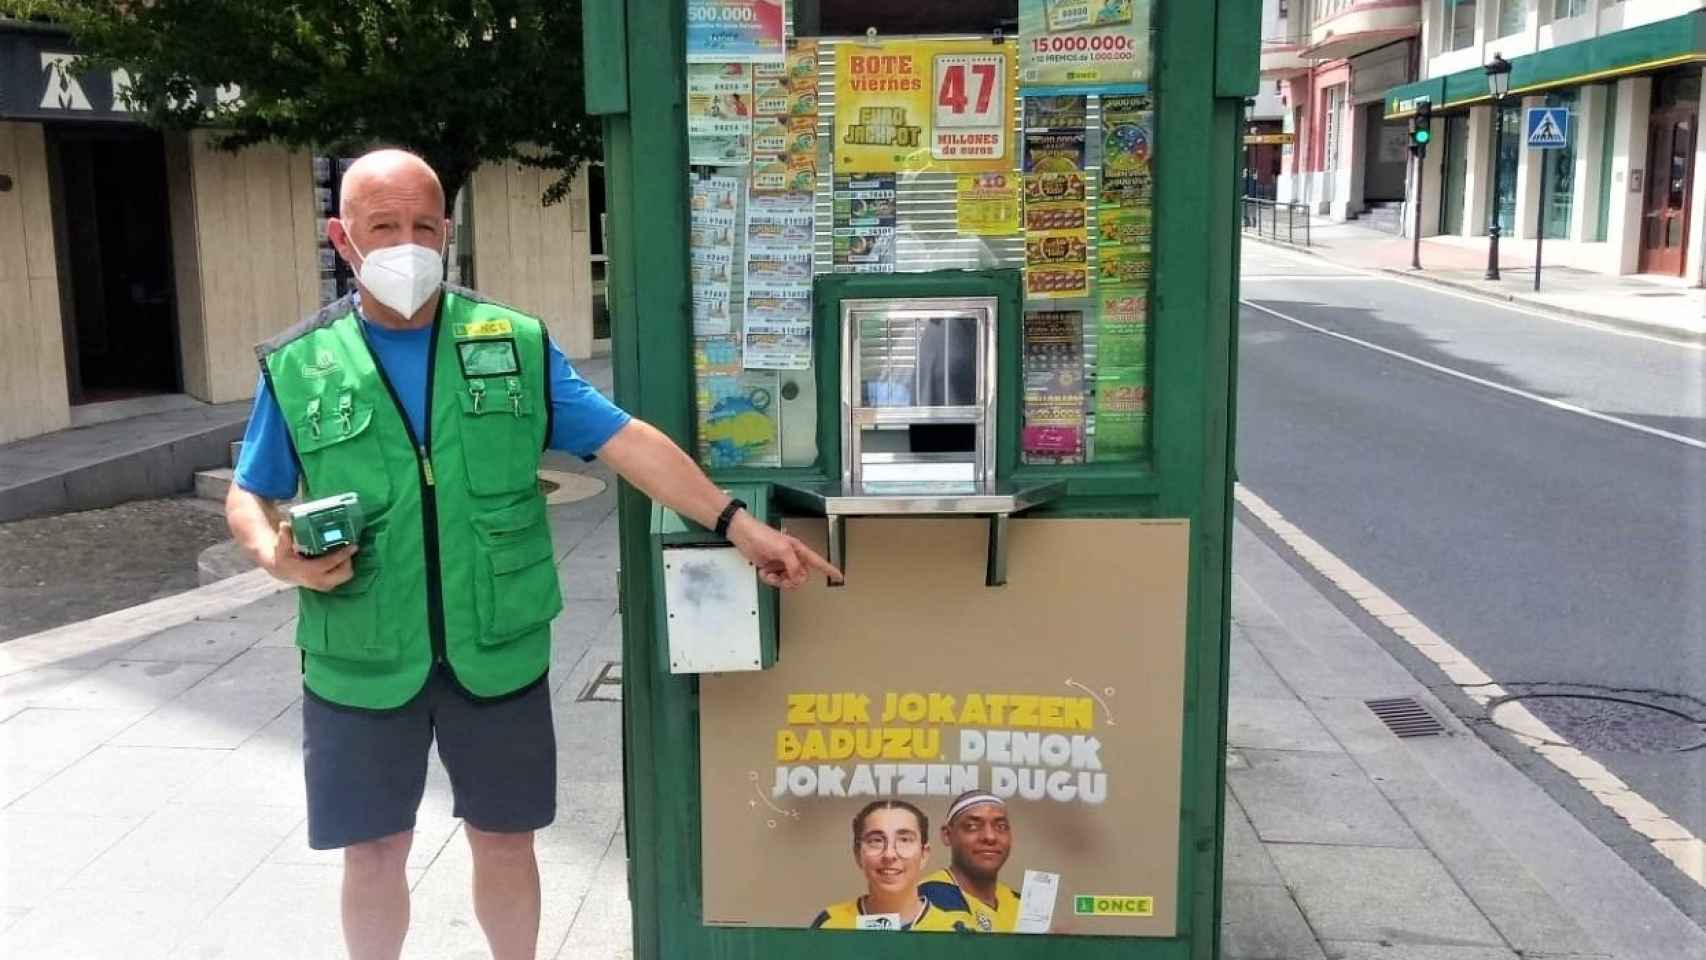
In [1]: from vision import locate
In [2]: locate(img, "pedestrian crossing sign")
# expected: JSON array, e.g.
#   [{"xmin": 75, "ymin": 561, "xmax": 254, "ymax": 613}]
[{"xmin": 1525, "ymin": 107, "xmax": 1569, "ymax": 149}]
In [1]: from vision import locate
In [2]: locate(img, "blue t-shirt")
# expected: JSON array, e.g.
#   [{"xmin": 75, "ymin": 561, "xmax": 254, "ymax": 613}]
[{"xmin": 235, "ymin": 312, "xmax": 630, "ymax": 500}]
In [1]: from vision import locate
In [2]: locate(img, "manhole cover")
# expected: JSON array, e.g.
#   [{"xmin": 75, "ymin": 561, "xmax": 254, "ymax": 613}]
[
  {"xmin": 1498, "ymin": 695, "xmax": 1706, "ymax": 753},
  {"xmin": 538, "ymin": 470, "xmax": 607, "ymax": 506}
]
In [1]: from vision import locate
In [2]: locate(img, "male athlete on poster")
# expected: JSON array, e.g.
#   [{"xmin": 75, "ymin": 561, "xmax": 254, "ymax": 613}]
[{"xmin": 922, "ymin": 792, "xmax": 1022, "ymax": 932}]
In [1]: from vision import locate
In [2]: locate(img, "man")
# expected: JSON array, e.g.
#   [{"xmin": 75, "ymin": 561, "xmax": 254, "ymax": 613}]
[
  {"xmin": 920, "ymin": 791, "xmax": 1021, "ymax": 932},
  {"xmin": 226, "ymin": 148, "xmax": 838, "ymax": 960},
  {"xmin": 812, "ymin": 800, "xmax": 977, "ymax": 933}
]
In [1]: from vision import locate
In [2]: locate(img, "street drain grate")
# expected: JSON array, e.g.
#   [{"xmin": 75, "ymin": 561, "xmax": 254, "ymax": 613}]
[
  {"xmin": 1365, "ymin": 697, "xmax": 1444, "ymax": 738},
  {"xmin": 577, "ymin": 661, "xmax": 623, "ymax": 703}
]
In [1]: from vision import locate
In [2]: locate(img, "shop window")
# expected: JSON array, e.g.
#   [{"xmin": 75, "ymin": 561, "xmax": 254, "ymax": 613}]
[
  {"xmin": 588, "ymin": 163, "xmax": 610, "ymax": 342},
  {"xmin": 1444, "ymin": 0, "xmax": 1477, "ymax": 51},
  {"xmin": 1669, "ymin": 120, "xmax": 1693, "ymax": 214},
  {"xmin": 1540, "ymin": 90, "xmax": 1576, "ymax": 239},
  {"xmin": 1489, "ymin": 105, "xmax": 1520, "ymax": 235},
  {"xmin": 1497, "ymin": 0, "xmax": 1526, "ymax": 37},
  {"xmin": 1551, "ymin": 0, "xmax": 1590, "ymax": 19},
  {"xmin": 311, "ymin": 157, "xmax": 356, "ymax": 306},
  {"xmin": 1440, "ymin": 113, "xmax": 1469, "ymax": 235},
  {"xmin": 1594, "ymin": 83, "xmax": 1616, "ymax": 242},
  {"xmin": 1324, "ymin": 87, "xmax": 1344, "ymax": 170},
  {"xmin": 1653, "ymin": 71, "xmax": 1703, "ymax": 111}
]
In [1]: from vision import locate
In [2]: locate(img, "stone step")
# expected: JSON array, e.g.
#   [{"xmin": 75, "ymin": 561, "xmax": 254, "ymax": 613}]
[
  {"xmin": 195, "ymin": 467, "xmax": 234, "ymax": 502},
  {"xmin": 197, "ymin": 539, "xmax": 261, "ymax": 585}
]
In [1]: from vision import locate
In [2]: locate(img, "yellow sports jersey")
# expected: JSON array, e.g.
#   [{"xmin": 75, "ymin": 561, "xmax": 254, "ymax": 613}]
[
  {"xmin": 811, "ymin": 897, "xmax": 980, "ymax": 932},
  {"xmin": 919, "ymin": 868, "xmax": 1020, "ymax": 933}
]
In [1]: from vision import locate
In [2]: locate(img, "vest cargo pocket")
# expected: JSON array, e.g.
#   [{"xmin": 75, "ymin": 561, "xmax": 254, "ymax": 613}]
[
  {"xmin": 292, "ymin": 391, "xmax": 391, "ymax": 504},
  {"xmin": 458, "ymin": 377, "xmax": 539, "ymax": 496},
  {"xmin": 295, "ymin": 550, "xmax": 399, "ymax": 663},
  {"xmin": 471, "ymin": 500, "xmax": 564, "ymax": 645}
]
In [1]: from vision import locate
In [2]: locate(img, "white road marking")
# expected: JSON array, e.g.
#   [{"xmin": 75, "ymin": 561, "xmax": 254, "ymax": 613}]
[
  {"xmin": 1241, "ymin": 299, "xmax": 1706, "ymax": 452},
  {"xmin": 1245, "ymin": 242, "xmax": 1705, "ymax": 351},
  {"xmin": 1234, "ymin": 483, "xmax": 1706, "ymax": 889},
  {"xmin": 1242, "ymin": 274, "xmax": 1369, "ymax": 281}
]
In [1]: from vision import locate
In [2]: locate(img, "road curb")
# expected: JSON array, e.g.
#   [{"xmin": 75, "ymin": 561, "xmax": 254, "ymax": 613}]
[
  {"xmin": 0, "ymin": 567, "xmax": 290, "ymax": 677},
  {"xmin": 1373, "ymin": 267, "xmax": 1706, "ymax": 345},
  {"xmin": 1244, "ymin": 230, "xmax": 1706, "ymax": 346},
  {"xmin": 1243, "ymin": 232, "xmax": 1319, "ymax": 258}
]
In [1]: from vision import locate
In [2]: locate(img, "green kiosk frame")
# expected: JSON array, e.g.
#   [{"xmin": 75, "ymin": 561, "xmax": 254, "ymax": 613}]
[{"xmin": 584, "ymin": 1, "xmax": 1258, "ymax": 956}]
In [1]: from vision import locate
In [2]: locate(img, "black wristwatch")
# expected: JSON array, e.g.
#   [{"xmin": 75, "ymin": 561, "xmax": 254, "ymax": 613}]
[{"xmin": 714, "ymin": 498, "xmax": 748, "ymax": 540}]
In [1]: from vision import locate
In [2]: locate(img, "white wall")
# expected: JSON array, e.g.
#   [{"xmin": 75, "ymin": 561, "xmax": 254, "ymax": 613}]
[
  {"xmin": 1415, "ymin": 114, "xmax": 1447, "ymax": 236},
  {"xmin": 1605, "ymin": 76, "xmax": 1654, "ymax": 274},
  {"xmin": 1254, "ymin": 0, "xmax": 1289, "ymax": 120},
  {"xmin": 1569, "ymin": 83, "xmax": 1608, "ymax": 243},
  {"xmin": 1429, "ymin": 0, "xmax": 1706, "ymax": 83},
  {"xmin": 1464, "ymin": 105, "xmax": 1494, "ymax": 237},
  {"xmin": 0, "ymin": 122, "xmax": 71, "ymax": 444},
  {"xmin": 469, "ymin": 163, "xmax": 595, "ymax": 360}
]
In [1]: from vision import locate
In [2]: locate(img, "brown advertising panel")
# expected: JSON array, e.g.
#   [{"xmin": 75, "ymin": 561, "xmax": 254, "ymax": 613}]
[{"xmin": 701, "ymin": 517, "xmax": 1188, "ymax": 936}]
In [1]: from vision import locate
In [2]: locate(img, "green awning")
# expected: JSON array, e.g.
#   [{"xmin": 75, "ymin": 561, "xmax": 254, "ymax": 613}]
[{"xmin": 1385, "ymin": 10, "xmax": 1706, "ymax": 118}]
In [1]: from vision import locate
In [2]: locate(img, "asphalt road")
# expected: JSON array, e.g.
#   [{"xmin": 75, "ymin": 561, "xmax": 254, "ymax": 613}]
[{"xmin": 1236, "ymin": 242, "xmax": 1706, "ymax": 866}]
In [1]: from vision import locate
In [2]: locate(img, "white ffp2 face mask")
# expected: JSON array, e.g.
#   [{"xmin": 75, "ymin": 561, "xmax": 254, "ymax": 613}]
[{"xmin": 348, "ymin": 238, "xmax": 444, "ymax": 318}]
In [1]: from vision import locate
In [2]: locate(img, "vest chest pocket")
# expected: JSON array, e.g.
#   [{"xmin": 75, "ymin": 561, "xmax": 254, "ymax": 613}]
[
  {"xmin": 458, "ymin": 377, "xmax": 541, "ymax": 496},
  {"xmin": 471, "ymin": 499, "xmax": 564, "ymax": 645},
  {"xmin": 293, "ymin": 391, "xmax": 392, "ymax": 503},
  {"xmin": 296, "ymin": 530, "xmax": 399, "ymax": 663}
]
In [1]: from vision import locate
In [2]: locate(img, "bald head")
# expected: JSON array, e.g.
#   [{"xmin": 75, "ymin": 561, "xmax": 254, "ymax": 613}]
[
  {"xmin": 338, "ymin": 149, "xmax": 444, "ymax": 220},
  {"xmin": 327, "ymin": 148, "xmax": 451, "ymax": 325}
]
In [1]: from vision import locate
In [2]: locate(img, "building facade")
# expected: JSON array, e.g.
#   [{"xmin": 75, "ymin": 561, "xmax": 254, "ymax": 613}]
[
  {"xmin": 1387, "ymin": 1, "xmax": 1705, "ymax": 279},
  {"xmin": 1262, "ymin": 0, "xmax": 1425, "ymax": 231},
  {"xmin": 0, "ymin": 22, "xmax": 603, "ymax": 446}
]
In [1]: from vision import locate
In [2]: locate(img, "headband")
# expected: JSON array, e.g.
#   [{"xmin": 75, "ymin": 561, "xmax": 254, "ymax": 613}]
[{"xmin": 946, "ymin": 793, "xmax": 1006, "ymax": 824}]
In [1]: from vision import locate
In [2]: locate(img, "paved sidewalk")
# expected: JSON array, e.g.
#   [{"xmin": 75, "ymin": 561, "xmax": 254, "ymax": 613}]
[
  {"xmin": 1221, "ymin": 521, "xmax": 1706, "ymax": 960},
  {"xmin": 4, "ymin": 491, "xmax": 1704, "ymax": 956},
  {"xmin": 0, "ymin": 455, "xmax": 631, "ymax": 960},
  {"xmin": 1247, "ymin": 217, "xmax": 1706, "ymax": 341}
]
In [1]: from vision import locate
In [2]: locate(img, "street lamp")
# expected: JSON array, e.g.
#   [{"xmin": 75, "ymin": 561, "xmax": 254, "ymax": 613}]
[{"xmin": 1484, "ymin": 54, "xmax": 1512, "ymax": 281}]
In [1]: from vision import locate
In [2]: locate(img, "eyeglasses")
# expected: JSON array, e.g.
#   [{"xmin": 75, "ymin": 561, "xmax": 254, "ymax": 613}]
[{"xmin": 859, "ymin": 832, "xmax": 922, "ymax": 856}]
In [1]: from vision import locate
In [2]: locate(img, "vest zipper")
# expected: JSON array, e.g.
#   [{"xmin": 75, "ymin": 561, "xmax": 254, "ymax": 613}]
[
  {"xmin": 360, "ymin": 303, "xmax": 450, "ymax": 671},
  {"xmin": 416, "ymin": 318, "xmax": 448, "ymax": 670}
]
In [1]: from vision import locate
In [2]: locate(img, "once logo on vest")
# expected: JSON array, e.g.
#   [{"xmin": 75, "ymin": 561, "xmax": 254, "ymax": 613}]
[
  {"xmin": 454, "ymin": 319, "xmax": 514, "ymax": 339},
  {"xmin": 300, "ymin": 349, "xmax": 341, "ymax": 379}
]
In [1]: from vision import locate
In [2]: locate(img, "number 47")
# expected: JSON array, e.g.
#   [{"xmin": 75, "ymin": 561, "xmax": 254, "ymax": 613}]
[{"xmin": 938, "ymin": 62, "xmax": 998, "ymax": 116}]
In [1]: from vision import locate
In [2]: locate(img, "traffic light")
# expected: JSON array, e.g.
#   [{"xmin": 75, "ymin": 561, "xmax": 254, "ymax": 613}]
[{"xmin": 1409, "ymin": 100, "xmax": 1433, "ymax": 157}]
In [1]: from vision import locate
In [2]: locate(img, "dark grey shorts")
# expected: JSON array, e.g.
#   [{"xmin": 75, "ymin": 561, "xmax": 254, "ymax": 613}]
[{"xmin": 302, "ymin": 669, "xmax": 556, "ymax": 850}]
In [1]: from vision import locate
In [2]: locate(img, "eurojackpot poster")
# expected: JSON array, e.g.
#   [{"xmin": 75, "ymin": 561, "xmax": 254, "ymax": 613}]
[
  {"xmin": 701, "ymin": 518, "xmax": 1188, "ymax": 937},
  {"xmin": 1018, "ymin": 0, "xmax": 1152, "ymax": 94},
  {"xmin": 833, "ymin": 39, "xmax": 1014, "ymax": 174}
]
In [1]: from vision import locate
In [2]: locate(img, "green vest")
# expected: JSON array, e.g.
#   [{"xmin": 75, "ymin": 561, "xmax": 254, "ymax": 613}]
[{"xmin": 258, "ymin": 286, "xmax": 562, "ymax": 709}]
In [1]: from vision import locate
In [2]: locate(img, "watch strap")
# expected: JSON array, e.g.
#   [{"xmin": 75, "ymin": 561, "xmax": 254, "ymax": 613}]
[{"xmin": 714, "ymin": 498, "xmax": 747, "ymax": 539}]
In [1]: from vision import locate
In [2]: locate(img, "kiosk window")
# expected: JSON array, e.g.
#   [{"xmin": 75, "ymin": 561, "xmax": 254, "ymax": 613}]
[
  {"xmin": 856, "ymin": 311, "xmax": 979, "ymax": 408},
  {"xmin": 685, "ymin": 0, "xmax": 1154, "ymax": 473}
]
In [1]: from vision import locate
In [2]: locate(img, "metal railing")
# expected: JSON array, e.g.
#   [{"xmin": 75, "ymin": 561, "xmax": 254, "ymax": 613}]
[{"xmin": 1241, "ymin": 197, "xmax": 1311, "ymax": 247}]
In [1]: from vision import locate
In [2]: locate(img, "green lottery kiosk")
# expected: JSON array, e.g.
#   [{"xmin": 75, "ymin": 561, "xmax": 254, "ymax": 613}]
[{"xmin": 582, "ymin": 0, "xmax": 1256, "ymax": 956}]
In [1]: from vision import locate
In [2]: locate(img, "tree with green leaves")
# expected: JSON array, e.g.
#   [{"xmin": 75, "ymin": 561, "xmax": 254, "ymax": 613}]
[{"xmin": 32, "ymin": 0, "xmax": 599, "ymax": 211}]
